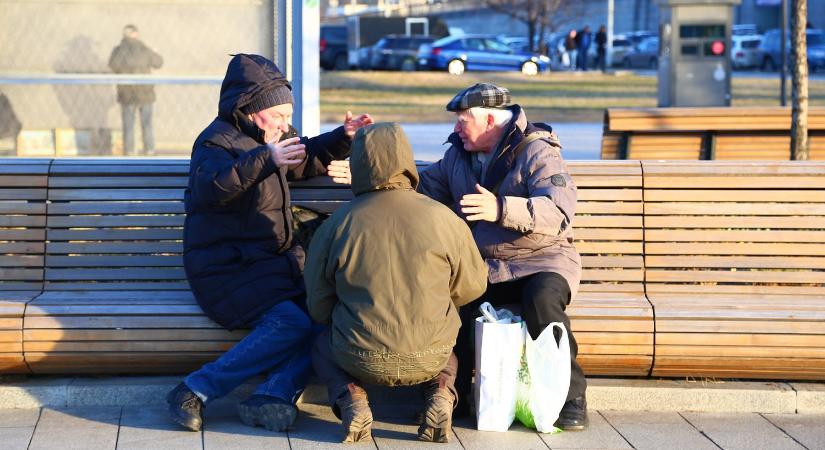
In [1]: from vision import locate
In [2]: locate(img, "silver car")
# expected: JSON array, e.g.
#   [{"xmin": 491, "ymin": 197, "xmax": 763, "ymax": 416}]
[{"xmin": 731, "ymin": 35, "xmax": 762, "ymax": 69}]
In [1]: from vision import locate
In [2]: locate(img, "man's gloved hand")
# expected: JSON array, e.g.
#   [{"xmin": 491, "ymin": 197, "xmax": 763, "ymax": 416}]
[{"xmin": 460, "ymin": 184, "xmax": 500, "ymax": 222}]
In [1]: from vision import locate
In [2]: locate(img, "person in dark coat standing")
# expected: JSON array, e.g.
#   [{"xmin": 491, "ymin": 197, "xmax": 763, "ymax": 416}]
[
  {"xmin": 575, "ymin": 25, "xmax": 592, "ymax": 71},
  {"xmin": 108, "ymin": 24, "xmax": 163, "ymax": 155},
  {"xmin": 166, "ymin": 53, "xmax": 373, "ymax": 433},
  {"xmin": 595, "ymin": 25, "xmax": 608, "ymax": 72}
]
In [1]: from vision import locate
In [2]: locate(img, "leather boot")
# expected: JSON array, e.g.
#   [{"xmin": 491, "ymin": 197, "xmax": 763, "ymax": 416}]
[
  {"xmin": 166, "ymin": 383, "xmax": 203, "ymax": 432},
  {"xmin": 418, "ymin": 386, "xmax": 455, "ymax": 443},
  {"xmin": 336, "ymin": 383, "xmax": 373, "ymax": 443},
  {"xmin": 554, "ymin": 396, "xmax": 588, "ymax": 431},
  {"xmin": 237, "ymin": 394, "xmax": 298, "ymax": 432}
]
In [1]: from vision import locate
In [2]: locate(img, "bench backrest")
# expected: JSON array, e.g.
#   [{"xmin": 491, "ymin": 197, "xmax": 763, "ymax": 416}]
[
  {"xmin": 643, "ymin": 161, "xmax": 825, "ymax": 298},
  {"xmin": 568, "ymin": 161, "xmax": 644, "ymax": 294},
  {"xmin": 45, "ymin": 160, "xmax": 190, "ymax": 291},
  {"xmin": 0, "ymin": 159, "xmax": 49, "ymax": 291},
  {"xmin": 601, "ymin": 107, "xmax": 825, "ymax": 160}
]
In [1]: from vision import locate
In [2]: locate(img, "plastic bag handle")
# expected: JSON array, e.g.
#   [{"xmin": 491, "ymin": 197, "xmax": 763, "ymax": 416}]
[{"xmin": 479, "ymin": 302, "xmax": 499, "ymax": 323}]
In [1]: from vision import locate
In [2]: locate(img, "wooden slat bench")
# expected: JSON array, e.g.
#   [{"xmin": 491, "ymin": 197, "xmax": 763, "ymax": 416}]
[
  {"xmin": 7, "ymin": 158, "xmax": 655, "ymax": 376},
  {"xmin": 0, "ymin": 159, "xmax": 50, "ymax": 373},
  {"xmin": 644, "ymin": 161, "xmax": 825, "ymax": 379},
  {"xmin": 601, "ymin": 107, "xmax": 825, "ymax": 160}
]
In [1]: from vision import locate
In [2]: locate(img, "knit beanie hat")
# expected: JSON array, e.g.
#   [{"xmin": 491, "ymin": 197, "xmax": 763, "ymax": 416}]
[{"xmin": 241, "ymin": 84, "xmax": 294, "ymax": 114}]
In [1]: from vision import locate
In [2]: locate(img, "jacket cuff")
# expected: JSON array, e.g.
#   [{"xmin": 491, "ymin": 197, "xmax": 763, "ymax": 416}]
[{"xmin": 499, "ymin": 196, "xmax": 533, "ymax": 233}]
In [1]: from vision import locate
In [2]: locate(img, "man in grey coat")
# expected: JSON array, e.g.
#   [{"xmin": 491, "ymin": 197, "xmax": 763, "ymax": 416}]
[{"xmin": 416, "ymin": 83, "xmax": 588, "ymax": 430}]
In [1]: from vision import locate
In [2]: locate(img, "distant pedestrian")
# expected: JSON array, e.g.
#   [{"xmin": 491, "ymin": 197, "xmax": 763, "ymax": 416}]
[
  {"xmin": 595, "ymin": 25, "xmax": 608, "ymax": 72},
  {"xmin": 563, "ymin": 30, "xmax": 578, "ymax": 70},
  {"xmin": 575, "ymin": 25, "xmax": 592, "ymax": 71},
  {"xmin": 109, "ymin": 24, "xmax": 163, "ymax": 156},
  {"xmin": 0, "ymin": 92, "xmax": 21, "ymax": 153}
]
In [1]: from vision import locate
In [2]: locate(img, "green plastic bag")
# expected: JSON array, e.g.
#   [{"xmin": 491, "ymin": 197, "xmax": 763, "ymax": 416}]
[{"xmin": 514, "ymin": 323, "xmax": 569, "ymax": 434}]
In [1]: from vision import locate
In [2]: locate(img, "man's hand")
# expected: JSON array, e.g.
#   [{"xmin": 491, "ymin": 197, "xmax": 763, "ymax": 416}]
[
  {"xmin": 460, "ymin": 184, "xmax": 500, "ymax": 222},
  {"xmin": 268, "ymin": 137, "xmax": 306, "ymax": 168},
  {"xmin": 327, "ymin": 160, "xmax": 351, "ymax": 184},
  {"xmin": 343, "ymin": 111, "xmax": 374, "ymax": 137}
]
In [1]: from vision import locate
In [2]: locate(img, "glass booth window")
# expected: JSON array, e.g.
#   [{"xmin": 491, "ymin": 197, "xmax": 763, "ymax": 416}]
[{"xmin": 680, "ymin": 25, "xmax": 725, "ymax": 39}]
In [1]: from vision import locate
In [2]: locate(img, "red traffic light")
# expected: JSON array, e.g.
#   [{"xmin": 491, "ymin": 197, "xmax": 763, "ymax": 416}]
[{"xmin": 711, "ymin": 40, "xmax": 725, "ymax": 55}]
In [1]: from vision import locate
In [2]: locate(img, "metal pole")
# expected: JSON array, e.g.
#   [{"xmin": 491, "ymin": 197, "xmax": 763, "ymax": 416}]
[
  {"xmin": 607, "ymin": 0, "xmax": 614, "ymax": 69},
  {"xmin": 292, "ymin": 0, "xmax": 321, "ymax": 137},
  {"xmin": 780, "ymin": 0, "xmax": 788, "ymax": 106}
]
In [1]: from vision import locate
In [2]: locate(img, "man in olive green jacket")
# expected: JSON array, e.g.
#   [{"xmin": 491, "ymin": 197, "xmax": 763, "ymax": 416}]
[{"xmin": 305, "ymin": 123, "xmax": 487, "ymax": 444}]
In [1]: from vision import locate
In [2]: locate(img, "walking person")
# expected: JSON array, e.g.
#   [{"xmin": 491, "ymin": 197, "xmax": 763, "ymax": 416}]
[
  {"xmin": 417, "ymin": 83, "xmax": 589, "ymax": 431},
  {"xmin": 166, "ymin": 53, "xmax": 373, "ymax": 433},
  {"xmin": 108, "ymin": 24, "xmax": 163, "ymax": 155},
  {"xmin": 563, "ymin": 29, "xmax": 578, "ymax": 70}
]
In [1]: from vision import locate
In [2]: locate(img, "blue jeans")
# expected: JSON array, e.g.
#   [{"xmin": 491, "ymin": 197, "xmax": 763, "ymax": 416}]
[{"xmin": 185, "ymin": 300, "xmax": 316, "ymax": 404}]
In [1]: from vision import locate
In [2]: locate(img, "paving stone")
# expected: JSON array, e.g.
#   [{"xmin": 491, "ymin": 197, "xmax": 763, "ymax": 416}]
[
  {"xmin": 69, "ymin": 377, "xmax": 178, "ymax": 407},
  {"xmin": 600, "ymin": 411, "xmax": 718, "ymax": 450},
  {"xmin": 0, "ymin": 408, "xmax": 40, "ymax": 427},
  {"xmin": 0, "ymin": 426, "xmax": 36, "ymax": 450},
  {"xmin": 371, "ymin": 419, "xmax": 464, "ymax": 450},
  {"xmin": 789, "ymin": 382, "xmax": 825, "ymax": 413},
  {"xmin": 117, "ymin": 406, "xmax": 202, "ymax": 450},
  {"xmin": 29, "ymin": 406, "xmax": 121, "ymax": 450},
  {"xmin": 204, "ymin": 416, "xmax": 289, "ymax": 450},
  {"xmin": 0, "ymin": 378, "xmax": 68, "ymax": 408},
  {"xmin": 762, "ymin": 414, "xmax": 825, "ymax": 450},
  {"xmin": 288, "ymin": 403, "xmax": 376, "ymax": 449},
  {"xmin": 588, "ymin": 378, "xmax": 796, "ymax": 413},
  {"xmin": 539, "ymin": 411, "xmax": 632, "ymax": 449},
  {"xmin": 681, "ymin": 412, "xmax": 804, "ymax": 450},
  {"xmin": 452, "ymin": 417, "xmax": 548, "ymax": 450}
]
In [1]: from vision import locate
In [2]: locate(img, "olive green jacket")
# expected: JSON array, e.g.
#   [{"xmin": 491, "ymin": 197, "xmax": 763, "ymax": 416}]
[{"xmin": 305, "ymin": 123, "xmax": 487, "ymax": 386}]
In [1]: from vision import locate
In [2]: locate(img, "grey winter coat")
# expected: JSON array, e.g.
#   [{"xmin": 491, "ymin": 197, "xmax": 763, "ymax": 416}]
[{"xmin": 418, "ymin": 105, "xmax": 582, "ymax": 299}]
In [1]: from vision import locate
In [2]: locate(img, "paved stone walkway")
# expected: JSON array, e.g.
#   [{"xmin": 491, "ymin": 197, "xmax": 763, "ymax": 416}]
[{"xmin": 3, "ymin": 403, "xmax": 824, "ymax": 449}]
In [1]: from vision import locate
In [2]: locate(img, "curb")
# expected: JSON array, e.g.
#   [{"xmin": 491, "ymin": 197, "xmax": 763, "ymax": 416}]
[{"xmin": 0, "ymin": 376, "xmax": 823, "ymax": 414}]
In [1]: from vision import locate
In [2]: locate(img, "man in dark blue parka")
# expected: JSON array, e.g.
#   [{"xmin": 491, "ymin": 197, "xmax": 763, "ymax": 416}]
[{"xmin": 167, "ymin": 53, "xmax": 372, "ymax": 433}]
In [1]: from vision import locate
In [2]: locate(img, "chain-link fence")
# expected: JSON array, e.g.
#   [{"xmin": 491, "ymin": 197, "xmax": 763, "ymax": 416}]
[{"xmin": 0, "ymin": 0, "xmax": 278, "ymax": 157}]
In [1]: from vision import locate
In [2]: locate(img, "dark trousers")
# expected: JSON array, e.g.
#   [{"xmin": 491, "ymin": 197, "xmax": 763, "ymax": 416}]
[
  {"xmin": 596, "ymin": 48, "xmax": 607, "ymax": 72},
  {"xmin": 312, "ymin": 327, "xmax": 459, "ymax": 408},
  {"xmin": 454, "ymin": 271, "xmax": 587, "ymax": 412},
  {"xmin": 121, "ymin": 103, "xmax": 154, "ymax": 155}
]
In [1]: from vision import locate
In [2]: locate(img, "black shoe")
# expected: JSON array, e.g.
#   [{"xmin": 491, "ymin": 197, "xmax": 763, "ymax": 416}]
[
  {"xmin": 237, "ymin": 395, "xmax": 298, "ymax": 432},
  {"xmin": 554, "ymin": 396, "xmax": 588, "ymax": 431},
  {"xmin": 166, "ymin": 383, "xmax": 203, "ymax": 432}
]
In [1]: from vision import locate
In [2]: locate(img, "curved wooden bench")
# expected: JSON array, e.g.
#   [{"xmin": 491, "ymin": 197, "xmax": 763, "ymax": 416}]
[
  {"xmin": 601, "ymin": 107, "xmax": 825, "ymax": 160},
  {"xmin": 15, "ymin": 158, "xmax": 654, "ymax": 376},
  {"xmin": 643, "ymin": 161, "xmax": 825, "ymax": 379}
]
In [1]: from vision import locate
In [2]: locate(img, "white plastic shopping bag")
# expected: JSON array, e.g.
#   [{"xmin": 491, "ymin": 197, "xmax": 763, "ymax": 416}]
[
  {"xmin": 474, "ymin": 302, "xmax": 523, "ymax": 432},
  {"xmin": 514, "ymin": 322, "xmax": 571, "ymax": 433}
]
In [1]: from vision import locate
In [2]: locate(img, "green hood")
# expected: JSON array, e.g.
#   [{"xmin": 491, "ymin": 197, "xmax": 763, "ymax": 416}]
[{"xmin": 350, "ymin": 123, "xmax": 419, "ymax": 195}]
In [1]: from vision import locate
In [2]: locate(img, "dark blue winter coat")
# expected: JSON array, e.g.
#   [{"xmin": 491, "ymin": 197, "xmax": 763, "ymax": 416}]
[{"xmin": 183, "ymin": 54, "xmax": 350, "ymax": 329}]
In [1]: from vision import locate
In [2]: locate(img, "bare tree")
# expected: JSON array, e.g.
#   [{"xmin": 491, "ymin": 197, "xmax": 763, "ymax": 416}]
[
  {"xmin": 486, "ymin": 0, "xmax": 582, "ymax": 52},
  {"xmin": 790, "ymin": 0, "xmax": 809, "ymax": 160}
]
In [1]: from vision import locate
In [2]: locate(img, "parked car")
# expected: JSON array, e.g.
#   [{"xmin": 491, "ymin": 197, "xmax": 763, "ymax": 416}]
[
  {"xmin": 610, "ymin": 37, "xmax": 633, "ymax": 67},
  {"xmin": 320, "ymin": 24, "xmax": 348, "ymax": 70},
  {"xmin": 758, "ymin": 28, "xmax": 825, "ymax": 72},
  {"xmin": 367, "ymin": 35, "xmax": 436, "ymax": 71},
  {"xmin": 732, "ymin": 24, "xmax": 759, "ymax": 36},
  {"xmin": 731, "ymin": 34, "xmax": 762, "ymax": 69},
  {"xmin": 621, "ymin": 37, "xmax": 659, "ymax": 69},
  {"xmin": 417, "ymin": 34, "xmax": 551, "ymax": 75}
]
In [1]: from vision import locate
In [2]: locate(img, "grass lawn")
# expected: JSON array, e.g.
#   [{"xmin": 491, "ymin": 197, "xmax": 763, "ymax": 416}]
[{"xmin": 319, "ymin": 71, "xmax": 825, "ymax": 123}]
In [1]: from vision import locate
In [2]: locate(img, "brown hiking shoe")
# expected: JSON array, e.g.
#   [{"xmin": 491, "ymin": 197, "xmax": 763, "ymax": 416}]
[
  {"xmin": 336, "ymin": 384, "xmax": 373, "ymax": 443},
  {"xmin": 418, "ymin": 387, "xmax": 455, "ymax": 443}
]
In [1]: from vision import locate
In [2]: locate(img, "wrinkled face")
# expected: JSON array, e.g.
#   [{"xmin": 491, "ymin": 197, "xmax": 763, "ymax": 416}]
[
  {"xmin": 249, "ymin": 103, "xmax": 293, "ymax": 143},
  {"xmin": 454, "ymin": 110, "xmax": 499, "ymax": 153}
]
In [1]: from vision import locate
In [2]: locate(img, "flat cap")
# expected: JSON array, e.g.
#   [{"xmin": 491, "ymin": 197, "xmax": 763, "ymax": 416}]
[{"xmin": 445, "ymin": 83, "xmax": 511, "ymax": 112}]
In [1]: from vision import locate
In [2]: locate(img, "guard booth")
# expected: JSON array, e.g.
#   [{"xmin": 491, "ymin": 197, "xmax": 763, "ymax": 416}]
[{"xmin": 657, "ymin": 0, "xmax": 741, "ymax": 107}]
